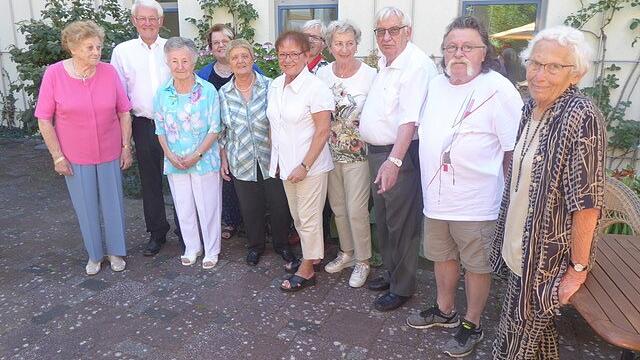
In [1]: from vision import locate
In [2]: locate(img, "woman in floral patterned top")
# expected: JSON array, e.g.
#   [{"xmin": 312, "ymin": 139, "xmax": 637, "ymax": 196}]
[
  {"xmin": 316, "ymin": 21, "xmax": 377, "ymax": 288},
  {"xmin": 154, "ymin": 37, "xmax": 222, "ymax": 269}
]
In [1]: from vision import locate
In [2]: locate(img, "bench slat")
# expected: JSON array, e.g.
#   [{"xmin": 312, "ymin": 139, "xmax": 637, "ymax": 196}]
[{"xmin": 584, "ymin": 265, "xmax": 635, "ymax": 332}]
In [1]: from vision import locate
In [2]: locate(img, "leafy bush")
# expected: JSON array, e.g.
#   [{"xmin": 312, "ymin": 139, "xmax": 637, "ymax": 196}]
[
  {"xmin": 253, "ymin": 42, "xmax": 280, "ymax": 78},
  {"xmin": 8, "ymin": 0, "xmax": 135, "ymax": 134}
]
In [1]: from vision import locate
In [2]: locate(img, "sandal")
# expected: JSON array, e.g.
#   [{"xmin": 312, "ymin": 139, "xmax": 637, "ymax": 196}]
[
  {"xmin": 280, "ymin": 274, "xmax": 316, "ymax": 292},
  {"xmin": 221, "ymin": 225, "xmax": 236, "ymax": 240},
  {"xmin": 284, "ymin": 259, "xmax": 323, "ymax": 274}
]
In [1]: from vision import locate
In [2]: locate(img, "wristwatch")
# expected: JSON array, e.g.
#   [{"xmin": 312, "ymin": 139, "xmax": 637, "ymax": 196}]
[
  {"xmin": 569, "ymin": 260, "xmax": 587, "ymax": 272},
  {"xmin": 387, "ymin": 156, "xmax": 403, "ymax": 168},
  {"xmin": 301, "ymin": 162, "xmax": 311, "ymax": 172}
]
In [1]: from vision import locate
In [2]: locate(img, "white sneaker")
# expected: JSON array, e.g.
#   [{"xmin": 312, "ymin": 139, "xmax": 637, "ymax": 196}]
[
  {"xmin": 349, "ymin": 262, "xmax": 370, "ymax": 288},
  {"xmin": 202, "ymin": 255, "xmax": 219, "ymax": 269},
  {"xmin": 107, "ymin": 255, "xmax": 126, "ymax": 272},
  {"xmin": 85, "ymin": 259, "xmax": 102, "ymax": 275},
  {"xmin": 325, "ymin": 252, "xmax": 355, "ymax": 273}
]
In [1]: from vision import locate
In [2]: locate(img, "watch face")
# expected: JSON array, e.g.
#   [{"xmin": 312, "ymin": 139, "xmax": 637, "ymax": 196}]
[{"xmin": 574, "ymin": 263, "xmax": 586, "ymax": 272}]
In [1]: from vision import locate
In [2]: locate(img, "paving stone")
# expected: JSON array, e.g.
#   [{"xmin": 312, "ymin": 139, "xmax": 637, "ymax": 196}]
[{"xmin": 78, "ymin": 278, "xmax": 111, "ymax": 291}]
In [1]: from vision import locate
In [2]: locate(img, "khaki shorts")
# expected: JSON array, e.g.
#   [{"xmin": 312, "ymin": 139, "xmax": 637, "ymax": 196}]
[{"xmin": 423, "ymin": 217, "xmax": 496, "ymax": 273}]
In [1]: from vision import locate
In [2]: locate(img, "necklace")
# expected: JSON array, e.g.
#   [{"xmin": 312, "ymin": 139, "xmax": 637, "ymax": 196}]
[
  {"xmin": 334, "ymin": 60, "xmax": 358, "ymax": 78},
  {"xmin": 234, "ymin": 73, "xmax": 255, "ymax": 93},
  {"xmin": 71, "ymin": 59, "xmax": 92, "ymax": 84},
  {"xmin": 214, "ymin": 62, "xmax": 233, "ymax": 78},
  {"xmin": 513, "ymin": 107, "xmax": 549, "ymax": 192}
]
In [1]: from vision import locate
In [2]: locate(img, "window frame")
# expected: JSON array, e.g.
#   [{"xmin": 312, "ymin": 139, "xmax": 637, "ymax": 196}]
[
  {"xmin": 459, "ymin": 0, "xmax": 546, "ymax": 30},
  {"xmin": 276, "ymin": 0, "xmax": 339, "ymax": 34}
]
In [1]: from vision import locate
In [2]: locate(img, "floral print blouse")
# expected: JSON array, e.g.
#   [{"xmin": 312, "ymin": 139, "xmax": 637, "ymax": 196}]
[{"xmin": 153, "ymin": 75, "xmax": 222, "ymax": 175}]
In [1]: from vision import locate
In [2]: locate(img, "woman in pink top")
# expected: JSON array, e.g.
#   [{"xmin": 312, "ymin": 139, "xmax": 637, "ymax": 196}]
[{"xmin": 35, "ymin": 20, "xmax": 133, "ymax": 275}]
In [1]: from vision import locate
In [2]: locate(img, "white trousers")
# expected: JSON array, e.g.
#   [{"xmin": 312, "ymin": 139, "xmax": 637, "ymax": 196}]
[
  {"xmin": 283, "ymin": 172, "xmax": 328, "ymax": 260},
  {"xmin": 167, "ymin": 171, "xmax": 221, "ymax": 260}
]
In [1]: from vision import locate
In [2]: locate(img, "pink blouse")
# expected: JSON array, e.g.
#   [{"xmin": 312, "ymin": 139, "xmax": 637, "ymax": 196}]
[{"xmin": 35, "ymin": 61, "xmax": 132, "ymax": 164}]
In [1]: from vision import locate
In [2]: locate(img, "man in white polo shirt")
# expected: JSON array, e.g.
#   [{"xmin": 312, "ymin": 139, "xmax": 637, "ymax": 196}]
[
  {"xmin": 407, "ymin": 16, "xmax": 522, "ymax": 358},
  {"xmin": 111, "ymin": 0, "xmax": 181, "ymax": 256},
  {"xmin": 359, "ymin": 6, "xmax": 438, "ymax": 312}
]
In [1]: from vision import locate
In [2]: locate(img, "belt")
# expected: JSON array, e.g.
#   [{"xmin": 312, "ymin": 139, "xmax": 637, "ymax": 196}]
[
  {"xmin": 368, "ymin": 140, "xmax": 418, "ymax": 154},
  {"xmin": 133, "ymin": 115, "xmax": 153, "ymax": 121}
]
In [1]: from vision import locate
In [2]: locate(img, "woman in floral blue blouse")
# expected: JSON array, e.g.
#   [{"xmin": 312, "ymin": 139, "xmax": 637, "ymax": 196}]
[{"xmin": 154, "ymin": 37, "xmax": 222, "ymax": 269}]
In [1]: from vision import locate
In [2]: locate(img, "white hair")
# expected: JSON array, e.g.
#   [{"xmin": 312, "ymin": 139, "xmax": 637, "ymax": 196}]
[
  {"xmin": 325, "ymin": 20, "xmax": 362, "ymax": 45},
  {"xmin": 375, "ymin": 6, "xmax": 412, "ymax": 28},
  {"xmin": 301, "ymin": 19, "xmax": 326, "ymax": 34},
  {"xmin": 520, "ymin": 25, "xmax": 593, "ymax": 75},
  {"xmin": 132, "ymin": 0, "xmax": 164, "ymax": 18},
  {"xmin": 164, "ymin": 37, "xmax": 198, "ymax": 62}
]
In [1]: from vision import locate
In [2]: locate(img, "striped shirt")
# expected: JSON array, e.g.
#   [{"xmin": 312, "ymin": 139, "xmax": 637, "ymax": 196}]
[{"xmin": 219, "ymin": 72, "xmax": 272, "ymax": 182}]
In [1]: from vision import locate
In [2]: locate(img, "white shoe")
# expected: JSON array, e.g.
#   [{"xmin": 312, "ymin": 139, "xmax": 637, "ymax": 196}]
[
  {"xmin": 349, "ymin": 262, "xmax": 370, "ymax": 288},
  {"xmin": 324, "ymin": 252, "xmax": 355, "ymax": 273},
  {"xmin": 85, "ymin": 259, "xmax": 102, "ymax": 275},
  {"xmin": 181, "ymin": 250, "xmax": 202, "ymax": 266},
  {"xmin": 107, "ymin": 255, "xmax": 126, "ymax": 272},
  {"xmin": 202, "ymin": 255, "xmax": 219, "ymax": 269}
]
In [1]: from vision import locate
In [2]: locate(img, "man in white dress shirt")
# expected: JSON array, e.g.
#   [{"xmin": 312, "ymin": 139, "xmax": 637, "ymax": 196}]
[
  {"xmin": 359, "ymin": 6, "xmax": 438, "ymax": 312},
  {"xmin": 111, "ymin": 0, "xmax": 181, "ymax": 256}
]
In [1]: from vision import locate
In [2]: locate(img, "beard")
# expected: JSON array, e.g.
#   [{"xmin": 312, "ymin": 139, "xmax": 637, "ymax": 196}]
[{"xmin": 445, "ymin": 58, "xmax": 475, "ymax": 77}]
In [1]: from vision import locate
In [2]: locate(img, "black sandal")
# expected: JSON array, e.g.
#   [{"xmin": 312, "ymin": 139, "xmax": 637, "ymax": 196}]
[
  {"xmin": 284, "ymin": 259, "xmax": 322, "ymax": 274},
  {"xmin": 280, "ymin": 274, "xmax": 316, "ymax": 292}
]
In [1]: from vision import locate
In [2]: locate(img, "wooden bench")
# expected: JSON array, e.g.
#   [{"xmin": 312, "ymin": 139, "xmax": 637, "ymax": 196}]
[{"xmin": 571, "ymin": 176, "xmax": 640, "ymax": 358}]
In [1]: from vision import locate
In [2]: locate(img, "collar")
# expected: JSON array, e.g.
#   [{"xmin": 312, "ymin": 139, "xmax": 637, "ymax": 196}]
[
  {"xmin": 307, "ymin": 54, "xmax": 324, "ymax": 71},
  {"xmin": 272, "ymin": 66, "xmax": 311, "ymax": 94},
  {"xmin": 222, "ymin": 71, "xmax": 268, "ymax": 95},
  {"xmin": 378, "ymin": 42, "xmax": 415, "ymax": 70},
  {"xmin": 160, "ymin": 73, "xmax": 206, "ymax": 95},
  {"xmin": 137, "ymin": 36, "xmax": 164, "ymax": 49}
]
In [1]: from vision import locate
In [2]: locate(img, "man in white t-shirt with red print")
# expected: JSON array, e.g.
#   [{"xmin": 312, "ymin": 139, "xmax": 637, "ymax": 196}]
[{"xmin": 409, "ymin": 16, "xmax": 522, "ymax": 358}]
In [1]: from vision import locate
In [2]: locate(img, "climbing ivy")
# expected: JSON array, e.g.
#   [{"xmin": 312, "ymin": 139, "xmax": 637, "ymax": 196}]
[{"xmin": 186, "ymin": 0, "xmax": 258, "ymax": 48}]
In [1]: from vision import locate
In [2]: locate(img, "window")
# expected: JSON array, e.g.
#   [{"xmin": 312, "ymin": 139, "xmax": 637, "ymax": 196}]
[
  {"xmin": 158, "ymin": 0, "xmax": 180, "ymax": 37},
  {"xmin": 276, "ymin": 0, "xmax": 338, "ymax": 34},
  {"xmin": 461, "ymin": 0, "xmax": 544, "ymax": 84}
]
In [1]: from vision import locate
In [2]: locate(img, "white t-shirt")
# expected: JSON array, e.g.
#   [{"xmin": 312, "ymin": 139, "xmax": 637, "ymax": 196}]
[
  {"xmin": 316, "ymin": 62, "xmax": 377, "ymax": 163},
  {"xmin": 267, "ymin": 67, "xmax": 335, "ymax": 179},
  {"xmin": 419, "ymin": 71, "xmax": 523, "ymax": 221},
  {"xmin": 360, "ymin": 42, "xmax": 438, "ymax": 146}
]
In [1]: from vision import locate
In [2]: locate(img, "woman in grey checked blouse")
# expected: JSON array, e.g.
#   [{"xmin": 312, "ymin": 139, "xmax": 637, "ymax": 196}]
[
  {"xmin": 490, "ymin": 26, "xmax": 606, "ymax": 359},
  {"xmin": 218, "ymin": 39, "xmax": 297, "ymax": 268}
]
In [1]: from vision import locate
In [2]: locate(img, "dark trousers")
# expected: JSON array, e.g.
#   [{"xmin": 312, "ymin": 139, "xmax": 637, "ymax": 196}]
[
  {"xmin": 132, "ymin": 116, "xmax": 181, "ymax": 243},
  {"xmin": 368, "ymin": 140, "xmax": 422, "ymax": 297},
  {"xmin": 233, "ymin": 165, "xmax": 292, "ymax": 254}
]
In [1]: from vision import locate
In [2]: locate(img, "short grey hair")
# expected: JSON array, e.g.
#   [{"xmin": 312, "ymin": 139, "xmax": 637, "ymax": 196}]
[
  {"xmin": 131, "ymin": 0, "xmax": 164, "ymax": 18},
  {"xmin": 520, "ymin": 25, "xmax": 593, "ymax": 76},
  {"xmin": 164, "ymin": 37, "xmax": 198, "ymax": 62},
  {"xmin": 325, "ymin": 20, "xmax": 362, "ymax": 46},
  {"xmin": 375, "ymin": 6, "xmax": 412, "ymax": 28},
  {"xmin": 225, "ymin": 39, "xmax": 255, "ymax": 61},
  {"xmin": 301, "ymin": 19, "xmax": 326, "ymax": 34}
]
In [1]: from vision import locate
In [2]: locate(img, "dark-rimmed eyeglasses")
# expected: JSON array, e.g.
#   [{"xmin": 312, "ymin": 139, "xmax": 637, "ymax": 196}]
[
  {"xmin": 277, "ymin": 51, "xmax": 304, "ymax": 61},
  {"xmin": 442, "ymin": 44, "xmax": 486, "ymax": 54},
  {"xmin": 373, "ymin": 25, "xmax": 407, "ymax": 38}
]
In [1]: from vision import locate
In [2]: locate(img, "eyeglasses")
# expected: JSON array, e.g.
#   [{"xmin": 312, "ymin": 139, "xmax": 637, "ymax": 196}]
[
  {"xmin": 331, "ymin": 41, "xmax": 356, "ymax": 50},
  {"xmin": 442, "ymin": 44, "xmax": 486, "ymax": 54},
  {"xmin": 134, "ymin": 16, "xmax": 160, "ymax": 24},
  {"xmin": 308, "ymin": 35, "xmax": 324, "ymax": 44},
  {"xmin": 373, "ymin": 25, "xmax": 407, "ymax": 38},
  {"xmin": 524, "ymin": 59, "xmax": 575, "ymax": 75},
  {"xmin": 277, "ymin": 51, "xmax": 304, "ymax": 61},
  {"xmin": 211, "ymin": 40, "xmax": 230, "ymax": 48}
]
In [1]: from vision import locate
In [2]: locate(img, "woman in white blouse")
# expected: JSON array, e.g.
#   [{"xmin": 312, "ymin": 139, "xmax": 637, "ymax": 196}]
[{"xmin": 267, "ymin": 31, "xmax": 335, "ymax": 292}]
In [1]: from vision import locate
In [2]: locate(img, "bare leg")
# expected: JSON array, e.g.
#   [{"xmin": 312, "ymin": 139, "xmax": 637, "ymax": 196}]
[
  {"xmin": 464, "ymin": 271, "xmax": 491, "ymax": 325},
  {"xmin": 435, "ymin": 259, "xmax": 460, "ymax": 314}
]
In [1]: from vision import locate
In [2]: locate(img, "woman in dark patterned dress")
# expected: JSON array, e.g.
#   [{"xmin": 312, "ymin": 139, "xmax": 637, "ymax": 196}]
[{"xmin": 491, "ymin": 25, "xmax": 606, "ymax": 359}]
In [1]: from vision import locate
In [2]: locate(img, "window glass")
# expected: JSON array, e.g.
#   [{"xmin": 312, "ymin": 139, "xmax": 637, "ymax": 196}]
[
  {"xmin": 158, "ymin": 1, "xmax": 179, "ymax": 38},
  {"xmin": 277, "ymin": 2, "xmax": 338, "ymax": 34}
]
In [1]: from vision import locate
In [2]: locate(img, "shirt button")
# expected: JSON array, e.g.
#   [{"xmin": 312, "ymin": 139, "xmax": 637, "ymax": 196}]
[
  {"xmin": 536, "ymin": 156, "xmax": 542, "ymax": 162},
  {"xmin": 528, "ymin": 207, "xmax": 534, "ymax": 213}
]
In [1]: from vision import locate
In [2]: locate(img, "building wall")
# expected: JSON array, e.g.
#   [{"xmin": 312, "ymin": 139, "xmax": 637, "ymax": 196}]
[{"xmin": 2, "ymin": 0, "xmax": 639, "ymax": 123}]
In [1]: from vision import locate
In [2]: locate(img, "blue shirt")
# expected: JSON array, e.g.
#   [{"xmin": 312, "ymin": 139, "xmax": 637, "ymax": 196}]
[
  {"xmin": 153, "ymin": 75, "xmax": 222, "ymax": 175},
  {"xmin": 219, "ymin": 71, "xmax": 272, "ymax": 182}
]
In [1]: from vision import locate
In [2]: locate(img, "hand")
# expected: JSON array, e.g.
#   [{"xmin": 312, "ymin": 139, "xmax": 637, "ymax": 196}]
[
  {"xmin": 558, "ymin": 268, "xmax": 588, "ymax": 305},
  {"xmin": 181, "ymin": 152, "xmax": 201, "ymax": 169},
  {"xmin": 167, "ymin": 152, "xmax": 187, "ymax": 170},
  {"xmin": 287, "ymin": 165, "xmax": 308, "ymax": 183},
  {"xmin": 221, "ymin": 156, "xmax": 231, "ymax": 181},
  {"xmin": 120, "ymin": 147, "xmax": 133, "ymax": 170},
  {"xmin": 373, "ymin": 160, "xmax": 400, "ymax": 194},
  {"xmin": 54, "ymin": 157, "xmax": 73, "ymax": 176}
]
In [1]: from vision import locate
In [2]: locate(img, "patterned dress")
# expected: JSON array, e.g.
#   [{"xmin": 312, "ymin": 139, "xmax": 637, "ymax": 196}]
[{"xmin": 490, "ymin": 86, "xmax": 606, "ymax": 359}]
